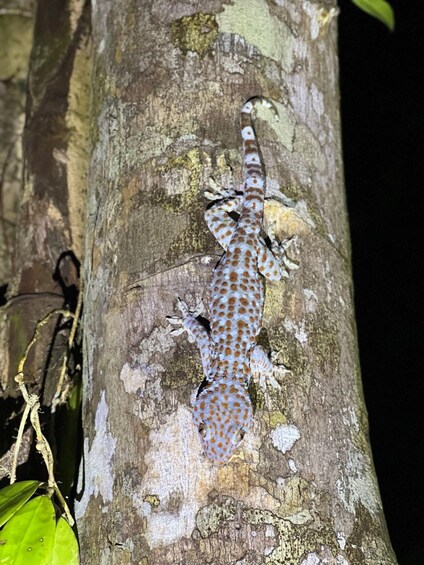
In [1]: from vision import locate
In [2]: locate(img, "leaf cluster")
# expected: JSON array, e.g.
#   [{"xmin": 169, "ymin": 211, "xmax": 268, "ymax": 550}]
[{"xmin": 0, "ymin": 481, "xmax": 78, "ymax": 564}]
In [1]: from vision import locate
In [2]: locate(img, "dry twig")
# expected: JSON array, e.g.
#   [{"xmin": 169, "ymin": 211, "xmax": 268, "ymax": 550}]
[{"xmin": 10, "ymin": 308, "xmax": 78, "ymax": 526}]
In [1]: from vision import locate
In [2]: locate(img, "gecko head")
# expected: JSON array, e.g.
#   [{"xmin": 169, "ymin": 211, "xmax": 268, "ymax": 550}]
[{"xmin": 193, "ymin": 378, "xmax": 253, "ymax": 465}]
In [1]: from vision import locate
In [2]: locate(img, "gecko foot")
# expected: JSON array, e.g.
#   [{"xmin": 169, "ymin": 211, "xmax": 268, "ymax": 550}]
[
  {"xmin": 251, "ymin": 346, "xmax": 290, "ymax": 391},
  {"xmin": 167, "ymin": 298, "xmax": 205, "ymax": 343},
  {"xmin": 204, "ymin": 177, "xmax": 239, "ymax": 201},
  {"xmin": 268, "ymin": 222, "xmax": 299, "ymax": 278}
]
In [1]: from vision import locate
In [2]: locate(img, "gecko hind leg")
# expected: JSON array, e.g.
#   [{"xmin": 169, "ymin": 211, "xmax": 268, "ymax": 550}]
[
  {"xmin": 259, "ymin": 221, "xmax": 299, "ymax": 281},
  {"xmin": 204, "ymin": 178, "xmax": 244, "ymax": 250}
]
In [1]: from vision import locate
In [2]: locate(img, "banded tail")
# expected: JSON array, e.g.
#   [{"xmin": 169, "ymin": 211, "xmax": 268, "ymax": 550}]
[{"xmin": 239, "ymin": 96, "xmax": 278, "ymax": 230}]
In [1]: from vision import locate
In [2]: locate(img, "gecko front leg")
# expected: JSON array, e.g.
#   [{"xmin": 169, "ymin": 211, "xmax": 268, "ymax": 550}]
[
  {"xmin": 167, "ymin": 298, "xmax": 212, "ymax": 377},
  {"xmin": 250, "ymin": 345, "xmax": 289, "ymax": 390}
]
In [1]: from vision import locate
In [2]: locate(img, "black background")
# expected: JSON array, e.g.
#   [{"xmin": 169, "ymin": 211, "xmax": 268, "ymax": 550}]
[{"xmin": 339, "ymin": 1, "xmax": 423, "ymax": 562}]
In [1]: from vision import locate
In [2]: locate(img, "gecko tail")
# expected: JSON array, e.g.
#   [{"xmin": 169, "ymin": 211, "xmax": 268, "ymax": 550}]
[
  {"xmin": 240, "ymin": 96, "xmax": 277, "ymax": 178},
  {"xmin": 241, "ymin": 96, "xmax": 279, "ymax": 121}
]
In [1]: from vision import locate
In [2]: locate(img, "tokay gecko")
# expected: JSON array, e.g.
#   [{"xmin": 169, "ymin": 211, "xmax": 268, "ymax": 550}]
[{"xmin": 168, "ymin": 97, "xmax": 298, "ymax": 464}]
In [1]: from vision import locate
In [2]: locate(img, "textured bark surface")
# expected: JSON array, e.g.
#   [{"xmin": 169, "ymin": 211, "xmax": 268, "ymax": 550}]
[
  {"xmin": 0, "ymin": 0, "xmax": 34, "ymax": 285},
  {"xmin": 0, "ymin": 0, "xmax": 91, "ymax": 403},
  {"xmin": 77, "ymin": 1, "xmax": 396, "ymax": 563}
]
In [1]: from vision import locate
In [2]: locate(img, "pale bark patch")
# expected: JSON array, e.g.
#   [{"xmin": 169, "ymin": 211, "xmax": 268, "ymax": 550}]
[
  {"xmin": 270, "ymin": 423, "xmax": 301, "ymax": 454},
  {"xmin": 75, "ymin": 391, "xmax": 117, "ymax": 519}
]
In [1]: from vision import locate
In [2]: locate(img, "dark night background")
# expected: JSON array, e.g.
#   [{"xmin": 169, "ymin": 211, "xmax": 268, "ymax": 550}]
[{"xmin": 339, "ymin": 1, "xmax": 423, "ymax": 562}]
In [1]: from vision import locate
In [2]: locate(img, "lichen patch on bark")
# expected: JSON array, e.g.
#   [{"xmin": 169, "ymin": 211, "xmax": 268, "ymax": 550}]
[
  {"xmin": 75, "ymin": 391, "xmax": 117, "ymax": 520},
  {"xmin": 171, "ymin": 13, "xmax": 218, "ymax": 56},
  {"xmin": 216, "ymin": 0, "xmax": 291, "ymax": 64}
]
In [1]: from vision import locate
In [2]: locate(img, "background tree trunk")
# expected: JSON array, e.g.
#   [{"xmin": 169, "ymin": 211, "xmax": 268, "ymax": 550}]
[
  {"xmin": 76, "ymin": 1, "xmax": 396, "ymax": 563},
  {"xmin": 0, "ymin": 0, "xmax": 90, "ymax": 479},
  {"xmin": 0, "ymin": 0, "xmax": 34, "ymax": 288}
]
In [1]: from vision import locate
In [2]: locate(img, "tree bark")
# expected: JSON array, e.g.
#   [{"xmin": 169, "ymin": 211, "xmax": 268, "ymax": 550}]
[
  {"xmin": 0, "ymin": 0, "xmax": 91, "ymax": 404},
  {"xmin": 77, "ymin": 1, "xmax": 396, "ymax": 563},
  {"xmin": 0, "ymin": 0, "xmax": 91, "ymax": 484},
  {"xmin": 0, "ymin": 1, "xmax": 34, "ymax": 287}
]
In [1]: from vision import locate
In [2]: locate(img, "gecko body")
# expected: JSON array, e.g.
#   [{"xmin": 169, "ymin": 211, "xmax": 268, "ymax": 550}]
[{"xmin": 169, "ymin": 97, "xmax": 296, "ymax": 464}]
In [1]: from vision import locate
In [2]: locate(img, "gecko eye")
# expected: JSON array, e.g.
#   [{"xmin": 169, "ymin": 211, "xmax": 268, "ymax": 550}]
[
  {"xmin": 231, "ymin": 426, "xmax": 246, "ymax": 445},
  {"xmin": 198, "ymin": 422, "xmax": 208, "ymax": 438}
]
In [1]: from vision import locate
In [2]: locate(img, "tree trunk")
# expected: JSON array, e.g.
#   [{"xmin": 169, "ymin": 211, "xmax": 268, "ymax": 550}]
[
  {"xmin": 0, "ymin": 0, "xmax": 91, "ymax": 403},
  {"xmin": 0, "ymin": 0, "xmax": 91, "ymax": 482},
  {"xmin": 76, "ymin": 1, "xmax": 396, "ymax": 563},
  {"xmin": 0, "ymin": 0, "xmax": 34, "ymax": 288}
]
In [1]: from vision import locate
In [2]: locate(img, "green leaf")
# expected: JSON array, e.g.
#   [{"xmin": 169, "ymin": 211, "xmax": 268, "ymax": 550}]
[
  {"xmin": 0, "ymin": 495, "xmax": 56, "ymax": 564},
  {"xmin": 51, "ymin": 517, "xmax": 79, "ymax": 565},
  {"xmin": 0, "ymin": 481, "xmax": 41, "ymax": 528},
  {"xmin": 352, "ymin": 0, "xmax": 394, "ymax": 31}
]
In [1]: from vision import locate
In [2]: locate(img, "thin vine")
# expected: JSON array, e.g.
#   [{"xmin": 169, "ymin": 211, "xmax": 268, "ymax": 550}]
[{"xmin": 9, "ymin": 288, "xmax": 83, "ymax": 526}]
